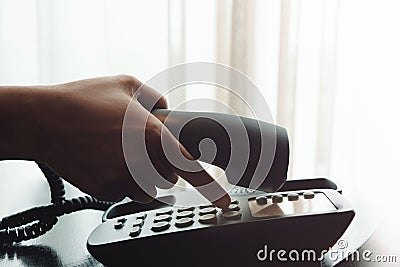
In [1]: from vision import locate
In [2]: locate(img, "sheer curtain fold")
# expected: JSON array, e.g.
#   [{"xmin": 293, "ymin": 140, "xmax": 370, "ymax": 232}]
[{"xmin": 216, "ymin": 0, "xmax": 340, "ymax": 180}]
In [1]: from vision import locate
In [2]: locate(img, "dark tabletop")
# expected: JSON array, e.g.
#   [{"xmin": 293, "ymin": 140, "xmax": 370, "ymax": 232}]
[{"xmin": 0, "ymin": 161, "xmax": 104, "ymax": 266}]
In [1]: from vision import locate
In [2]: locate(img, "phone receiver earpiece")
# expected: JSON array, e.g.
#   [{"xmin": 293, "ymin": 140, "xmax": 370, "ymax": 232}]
[{"xmin": 151, "ymin": 109, "xmax": 289, "ymax": 192}]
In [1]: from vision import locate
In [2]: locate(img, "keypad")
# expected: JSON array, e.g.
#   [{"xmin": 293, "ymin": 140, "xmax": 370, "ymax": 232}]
[
  {"xmin": 144, "ymin": 200, "xmax": 243, "ymax": 233},
  {"xmin": 107, "ymin": 190, "xmax": 325, "ymax": 242}
]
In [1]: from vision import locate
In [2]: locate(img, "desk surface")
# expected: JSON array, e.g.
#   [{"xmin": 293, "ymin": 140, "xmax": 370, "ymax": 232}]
[{"xmin": 0, "ymin": 161, "xmax": 398, "ymax": 266}]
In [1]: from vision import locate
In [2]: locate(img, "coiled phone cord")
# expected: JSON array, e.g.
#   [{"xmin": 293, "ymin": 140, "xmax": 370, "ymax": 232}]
[{"xmin": 0, "ymin": 162, "xmax": 114, "ymax": 245}]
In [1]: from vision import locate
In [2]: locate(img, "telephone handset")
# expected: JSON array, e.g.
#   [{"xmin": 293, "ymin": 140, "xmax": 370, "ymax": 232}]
[{"xmin": 151, "ymin": 109, "xmax": 289, "ymax": 192}]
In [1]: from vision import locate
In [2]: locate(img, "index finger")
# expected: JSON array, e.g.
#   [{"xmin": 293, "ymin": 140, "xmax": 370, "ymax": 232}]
[
  {"xmin": 175, "ymin": 165, "xmax": 232, "ymax": 209},
  {"xmin": 163, "ymin": 129, "xmax": 231, "ymax": 209}
]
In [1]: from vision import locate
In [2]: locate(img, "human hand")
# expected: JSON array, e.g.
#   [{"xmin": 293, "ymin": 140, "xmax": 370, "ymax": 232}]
[{"xmin": 31, "ymin": 75, "xmax": 230, "ymax": 208}]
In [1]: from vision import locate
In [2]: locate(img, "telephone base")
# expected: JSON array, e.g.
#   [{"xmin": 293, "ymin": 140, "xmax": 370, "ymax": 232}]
[{"xmin": 87, "ymin": 178, "xmax": 354, "ymax": 266}]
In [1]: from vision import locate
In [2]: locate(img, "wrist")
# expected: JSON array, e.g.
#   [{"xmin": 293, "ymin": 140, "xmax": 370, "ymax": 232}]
[{"xmin": 0, "ymin": 85, "xmax": 57, "ymax": 161}]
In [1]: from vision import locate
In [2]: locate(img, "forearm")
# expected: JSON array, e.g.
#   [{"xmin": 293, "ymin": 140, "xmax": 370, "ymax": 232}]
[{"xmin": 0, "ymin": 86, "xmax": 47, "ymax": 160}]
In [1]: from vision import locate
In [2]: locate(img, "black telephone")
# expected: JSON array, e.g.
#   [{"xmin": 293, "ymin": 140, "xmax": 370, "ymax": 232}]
[
  {"xmin": 89, "ymin": 179, "xmax": 353, "ymax": 266},
  {"xmin": 0, "ymin": 110, "xmax": 354, "ymax": 266}
]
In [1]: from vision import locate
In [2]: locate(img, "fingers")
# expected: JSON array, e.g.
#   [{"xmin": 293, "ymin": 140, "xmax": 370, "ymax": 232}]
[
  {"xmin": 158, "ymin": 125, "xmax": 231, "ymax": 209},
  {"xmin": 145, "ymin": 115, "xmax": 180, "ymax": 189},
  {"xmin": 174, "ymin": 144, "xmax": 231, "ymax": 209},
  {"xmin": 116, "ymin": 75, "xmax": 229, "ymax": 208}
]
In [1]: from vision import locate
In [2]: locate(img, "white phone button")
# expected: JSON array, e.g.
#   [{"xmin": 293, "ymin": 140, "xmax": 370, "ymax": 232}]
[
  {"xmin": 129, "ymin": 226, "xmax": 141, "ymax": 237},
  {"xmin": 199, "ymin": 214, "xmax": 217, "ymax": 224},
  {"xmin": 177, "ymin": 206, "xmax": 195, "ymax": 212},
  {"xmin": 156, "ymin": 208, "xmax": 173, "ymax": 216},
  {"xmin": 175, "ymin": 217, "xmax": 194, "ymax": 228},
  {"xmin": 153, "ymin": 214, "xmax": 172, "ymax": 223},
  {"xmin": 230, "ymin": 199, "xmax": 239, "ymax": 205},
  {"xmin": 114, "ymin": 222, "xmax": 124, "ymax": 230},
  {"xmin": 151, "ymin": 221, "xmax": 170, "ymax": 232},
  {"xmin": 176, "ymin": 211, "xmax": 195, "ymax": 219},
  {"xmin": 199, "ymin": 207, "xmax": 217, "ymax": 215},
  {"xmin": 224, "ymin": 204, "xmax": 240, "ymax": 212}
]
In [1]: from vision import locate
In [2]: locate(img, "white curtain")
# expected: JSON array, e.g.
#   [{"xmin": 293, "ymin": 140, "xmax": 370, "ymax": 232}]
[{"xmin": 1, "ymin": 0, "xmax": 400, "ymax": 233}]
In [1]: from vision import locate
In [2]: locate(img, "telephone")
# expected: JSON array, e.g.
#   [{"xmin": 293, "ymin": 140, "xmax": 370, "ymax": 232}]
[
  {"xmin": 88, "ymin": 179, "xmax": 353, "ymax": 266},
  {"xmin": 0, "ymin": 110, "xmax": 354, "ymax": 266}
]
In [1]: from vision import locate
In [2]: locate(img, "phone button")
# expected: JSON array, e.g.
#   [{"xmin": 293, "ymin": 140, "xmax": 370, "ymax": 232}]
[
  {"xmin": 272, "ymin": 194, "xmax": 283, "ymax": 203},
  {"xmin": 175, "ymin": 217, "xmax": 194, "ymax": 228},
  {"xmin": 287, "ymin": 193, "xmax": 299, "ymax": 201},
  {"xmin": 222, "ymin": 211, "xmax": 242, "ymax": 220},
  {"xmin": 223, "ymin": 204, "xmax": 240, "ymax": 212},
  {"xmin": 177, "ymin": 206, "xmax": 195, "ymax": 212},
  {"xmin": 199, "ymin": 207, "xmax": 217, "ymax": 215},
  {"xmin": 151, "ymin": 221, "xmax": 170, "ymax": 232},
  {"xmin": 114, "ymin": 222, "xmax": 124, "ymax": 229},
  {"xmin": 199, "ymin": 204, "xmax": 214, "ymax": 209},
  {"xmin": 156, "ymin": 208, "xmax": 173, "ymax": 216},
  {"xmin": 255, "ymin": 196, "xmax": 268, "ymax": 205},
  {"xmin": 230, "ymin": 199, "xmax": 239, "ymax": 205},
  {"xmin": 176, "ymin": 211, "xmax": 195, "ymax": 219},
  {"xmin": 136, "ymin": 213, "xmax": 147, "ymax": 220},
  {"xmin": 117, "ymin": 218, "xmax": 127, "ymax": 223},
  {"xmin": 199, "ymin": 214, "xmax": 217, "ymax": 224},
  {"xmin": 129, "ymin": 226, "xmax": 141, "ymax": 237},
  {"xmin": 153, "ymin": 214, "xmax": 172, "ymax": 223}
]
